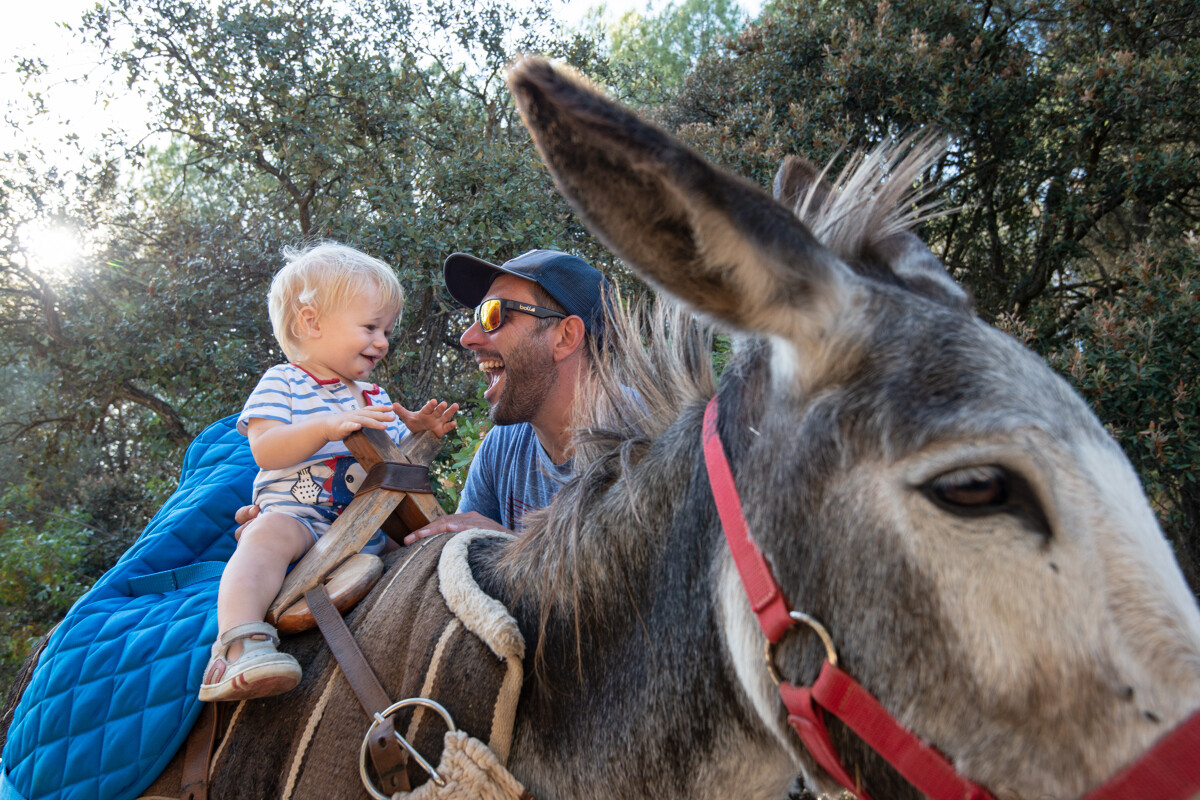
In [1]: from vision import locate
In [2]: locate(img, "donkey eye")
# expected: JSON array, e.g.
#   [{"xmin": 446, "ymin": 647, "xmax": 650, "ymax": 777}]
[
  {"xmin": 921, "ymin": 465, "xmax": 1051, "ymax": 535},
  {"xmin": 925, "ymin": 466, "xmax": 1008, "ymax": 509}
]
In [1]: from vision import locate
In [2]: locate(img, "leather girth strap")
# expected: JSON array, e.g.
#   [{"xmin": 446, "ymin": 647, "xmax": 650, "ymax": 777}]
[
  {"xmin": 306, "ymin": 584, "xmax": 411, "ymax": 794},
  {"xmin": 178, "ymin": 702, "xmax": 219, "ymax": 800}
]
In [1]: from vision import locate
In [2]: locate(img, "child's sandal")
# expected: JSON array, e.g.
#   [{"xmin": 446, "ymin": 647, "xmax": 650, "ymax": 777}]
[{"xmin": 198, "ymin": 621, "xmax": 302, "ymax": 702}]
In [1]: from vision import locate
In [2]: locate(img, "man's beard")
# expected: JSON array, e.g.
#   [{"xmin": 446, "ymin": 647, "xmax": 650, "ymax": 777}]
[{"xmin": 489, "ymin": 337, "xmax": 557, "ymax": 426}]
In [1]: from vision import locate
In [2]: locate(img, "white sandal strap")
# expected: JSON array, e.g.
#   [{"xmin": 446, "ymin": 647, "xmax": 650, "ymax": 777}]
[{"xmin": 216, "ymin": 621, "xmax": 280, "ymax": 649}]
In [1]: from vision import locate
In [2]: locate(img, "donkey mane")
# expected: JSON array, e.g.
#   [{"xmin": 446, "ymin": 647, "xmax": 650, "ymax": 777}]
[
  {"xmin": 495, "ymin": 296, "xmax": 717, "ymax": 668},
  {"xmin": 778, "ymin": 135, "xmax": 949, "ymax": 264}
]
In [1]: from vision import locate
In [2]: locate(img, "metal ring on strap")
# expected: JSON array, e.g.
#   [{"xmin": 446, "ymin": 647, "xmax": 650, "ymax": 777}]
[
  {"xmin": 765, "ymin": 610, "xmax": 839, "ymax": 685},
  {"xmin": 359, "ymin": 698, "xmax": 458, "ymax": 800}
]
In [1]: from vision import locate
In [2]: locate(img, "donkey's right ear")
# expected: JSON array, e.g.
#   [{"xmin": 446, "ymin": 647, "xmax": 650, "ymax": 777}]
[{"xmin": 507, "ymin": 58, "xmax": 860, "ymax": 348}]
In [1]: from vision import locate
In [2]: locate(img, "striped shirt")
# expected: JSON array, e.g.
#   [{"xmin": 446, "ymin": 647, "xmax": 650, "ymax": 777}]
[{"xmin": 237, "ymin": 364, "xmax": 411, "ymax": 552}]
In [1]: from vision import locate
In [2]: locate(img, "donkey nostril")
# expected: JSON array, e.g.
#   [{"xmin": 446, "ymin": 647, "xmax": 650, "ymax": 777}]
[
  {"xmin": 1143, "ymin": 710, "xmax": 1161, "ymax": 723},
  {"xmin": 1119, "ymin": 685, "xmax": 1134, "ymax": 701}
]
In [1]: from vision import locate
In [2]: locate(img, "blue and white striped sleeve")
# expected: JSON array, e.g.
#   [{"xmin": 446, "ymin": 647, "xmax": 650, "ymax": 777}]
[{"xmin": 237, "ymin": 365, "xmax": 295, "ymax": 435}]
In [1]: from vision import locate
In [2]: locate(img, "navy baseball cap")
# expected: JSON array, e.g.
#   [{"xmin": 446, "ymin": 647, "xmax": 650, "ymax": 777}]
[{"xmin": 443, "ymin": 249, "xmax": 609, "ymax": 335}]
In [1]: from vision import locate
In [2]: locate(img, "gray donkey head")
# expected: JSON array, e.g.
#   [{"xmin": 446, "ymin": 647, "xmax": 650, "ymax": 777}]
[{"xmin": 507, "ymin": 58, "xmax": 1200, "ymax": 798}]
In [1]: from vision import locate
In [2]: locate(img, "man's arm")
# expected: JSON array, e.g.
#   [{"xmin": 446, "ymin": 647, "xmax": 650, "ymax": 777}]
[{"xmin": 233, "ymin": 503, "xmax": 260, "ymax": 539}]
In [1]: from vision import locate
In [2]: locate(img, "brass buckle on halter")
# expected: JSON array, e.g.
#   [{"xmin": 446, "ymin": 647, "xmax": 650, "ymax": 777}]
[
  {"xmin": 765, "ymin": 611, "xmax": 839, "ymax": 685},
  {"xmin": 359, "ymin": 697, "xmax": 458, "ymax": 799}
]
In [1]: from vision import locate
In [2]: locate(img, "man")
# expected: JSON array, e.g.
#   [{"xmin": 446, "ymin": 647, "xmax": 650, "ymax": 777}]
[
  {"xmin": 234, "ymin": 248, "xmax": 608, "ymax": 540},
  {"xmin": 402, "ymin": 249, "xmax": 608, "ymax": 540}
]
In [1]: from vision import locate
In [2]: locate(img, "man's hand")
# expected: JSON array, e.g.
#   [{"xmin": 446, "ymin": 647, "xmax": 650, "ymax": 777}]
[
  {"xmin": 402, "ymin": 511, "xmax": 508, "ymax": 545},
  {"xmin": 233, "ymin": 503, "xmax": 261, "ymax": 539},
  {"xmin": 395, "ymin": 399, "xmax": 459, "ymax": 438}
]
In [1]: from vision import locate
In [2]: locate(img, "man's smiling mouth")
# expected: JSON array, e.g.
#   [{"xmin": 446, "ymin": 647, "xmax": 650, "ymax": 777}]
[{"xmin": 479, "ymin": 358, "xmax": 504, "ymax": 392}]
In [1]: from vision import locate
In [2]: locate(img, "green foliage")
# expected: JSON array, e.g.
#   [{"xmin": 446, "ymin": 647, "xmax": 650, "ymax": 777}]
[
  {"xmin": 599, "ymin": 0, "xmax": 747, "ymax": 104},
  {"xmin": 1040, "ymin": 238, "xmax": 1200, "ymax": 585},
  {"xmin": 0, "ymin": 482, "xmax": 120, "ymax": 688},
  {"xmin": 665, "ymin": 0, "xmax": 1200, "ymax": 317},
  {"xmin": 430, "ymin": 382, "xmax": 494, "ymax": 510},
  {"xmin": 0, "ymin": 487, "xmax": 89, "ymax": 616}
]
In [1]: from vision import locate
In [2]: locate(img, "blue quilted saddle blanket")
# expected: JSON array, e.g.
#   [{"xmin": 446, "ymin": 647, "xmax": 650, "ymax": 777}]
[{"xmin": 1, "ymin": 415, "xmax": 255, "ymax": 800}]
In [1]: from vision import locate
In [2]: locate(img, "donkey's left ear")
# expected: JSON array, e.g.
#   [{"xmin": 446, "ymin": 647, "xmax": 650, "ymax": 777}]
[{"xmin": 508, "ymin": 58, "xmax": 860, "ymax": 345}]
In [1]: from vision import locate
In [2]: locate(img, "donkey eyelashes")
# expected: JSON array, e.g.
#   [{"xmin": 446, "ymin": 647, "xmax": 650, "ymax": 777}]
[
  {"xmin": 921, "ymin": 465, "xmax": 1051, "ymax": 533},
  {"xmin": 927, "ymin": 466, "xmax": 1008, "ymax": 507}
]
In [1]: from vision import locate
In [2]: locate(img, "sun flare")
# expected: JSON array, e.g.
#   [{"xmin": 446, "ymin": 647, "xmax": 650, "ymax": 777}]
[{"xmin": 19, "ymin": 222, "xmax": 84, "ymax": 279}]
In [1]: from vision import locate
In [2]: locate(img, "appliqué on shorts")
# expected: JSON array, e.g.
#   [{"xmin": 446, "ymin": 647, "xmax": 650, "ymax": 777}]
[{"xmin": 290, "ymin": 466, "xmax": 323, "ymax": 504}]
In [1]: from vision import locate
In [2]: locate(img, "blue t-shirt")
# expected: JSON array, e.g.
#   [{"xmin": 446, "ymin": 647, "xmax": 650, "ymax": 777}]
[{"xmin": 457, "ymin": 422, "xmax": 572, "ymax": 531}]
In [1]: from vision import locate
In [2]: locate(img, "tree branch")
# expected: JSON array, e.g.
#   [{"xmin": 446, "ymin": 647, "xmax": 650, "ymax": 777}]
[{"xmin": 114, "ymin": 381, "xmax": 191, "ymax": 445}]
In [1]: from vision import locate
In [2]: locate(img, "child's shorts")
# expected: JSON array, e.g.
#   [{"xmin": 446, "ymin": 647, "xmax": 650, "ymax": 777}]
[
  {"xmin": 252, "ymin": 461, "xmax": 388, "ymax": 555},
  {"xmin": 254, "ymin": 499, "xmax": 387, "ymax": 556}
]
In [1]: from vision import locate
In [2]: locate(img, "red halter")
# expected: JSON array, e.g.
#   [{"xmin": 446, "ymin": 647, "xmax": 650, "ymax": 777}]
[{"xmin": 702, "ymin": 395, "xmax": 1200, "ymax": 800}]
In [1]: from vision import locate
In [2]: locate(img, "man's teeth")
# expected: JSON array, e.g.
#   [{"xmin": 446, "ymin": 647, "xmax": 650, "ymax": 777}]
[{"xmin": 478, "ymin": 360, "xmax": 503, "ymax": 372}]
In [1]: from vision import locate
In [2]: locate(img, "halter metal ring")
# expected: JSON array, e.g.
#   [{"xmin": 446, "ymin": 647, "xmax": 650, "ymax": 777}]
[
  {"xmin": 764, "ymin": 611, "xmax": 839, "ymax": 685},
  {"xmin": 359, "ymin": 697, "xmax": 458, "ymax": 800}
]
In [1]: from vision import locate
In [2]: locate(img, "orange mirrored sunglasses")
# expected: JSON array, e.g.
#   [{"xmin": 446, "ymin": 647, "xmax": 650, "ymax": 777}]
[{"xmin": 473, "ymin": 298, "xmax": 566, "ymax": 333}]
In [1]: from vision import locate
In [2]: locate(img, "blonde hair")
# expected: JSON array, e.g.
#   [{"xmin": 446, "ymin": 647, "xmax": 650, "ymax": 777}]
[{"xmin": 268, "ymin": 242, "xmax": 404, "ymax": 361}]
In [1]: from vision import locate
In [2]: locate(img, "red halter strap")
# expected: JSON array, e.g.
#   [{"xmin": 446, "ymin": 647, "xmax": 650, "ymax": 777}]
[
  {"xmin": 701, "ymin": 398, "xmax": 794, "ymax": 643},
  {"xmin": 702, "ymin": 393, "xmax": 1200, "ymax": 800},
  {"xmin": 702, "ymin": 395, "xmax": 995, "ymax": 800},
  {"xmin": 1078, "ymin": 706, "xmax": 1200, "ymax": 800}
]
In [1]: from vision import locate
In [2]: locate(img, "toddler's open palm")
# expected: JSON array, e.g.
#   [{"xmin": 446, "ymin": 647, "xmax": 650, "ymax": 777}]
[{"xmin": 395, "ymin": 399, "xmax": 459, "ymax": 438}]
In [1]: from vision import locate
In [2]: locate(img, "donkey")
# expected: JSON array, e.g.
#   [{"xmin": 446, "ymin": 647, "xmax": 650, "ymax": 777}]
[
  {"xmin": 11, "ymin": 58, "xmax": 1200, "ymax": 800},
  {"xmin": 485, "ymin": 59, "xmax": 1200, "ymax": 799}
]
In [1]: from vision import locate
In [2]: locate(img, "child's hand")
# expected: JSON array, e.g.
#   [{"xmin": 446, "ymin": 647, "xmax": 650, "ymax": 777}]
[
  {"xmin": 323, "ymin": 407, "xmax": 397, "ymax": 442},
  {"xmin": 394, "ymin": 399, "xmax": 459, "ymax": 439}
]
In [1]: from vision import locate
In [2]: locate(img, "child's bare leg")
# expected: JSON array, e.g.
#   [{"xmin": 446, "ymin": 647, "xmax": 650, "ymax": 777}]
[
  {"xmin": 216, "ymin": 512, "xmax": 313, "ymax": 662},
  {"xmin": 199, "ymin": 513, "xmax": 313, "ymax": 701}
]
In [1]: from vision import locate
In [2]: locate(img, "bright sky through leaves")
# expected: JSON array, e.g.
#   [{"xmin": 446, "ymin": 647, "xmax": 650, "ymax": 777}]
[{"xmin": 2, "ymin": 0, "xmax": 762, "ymax": 158}]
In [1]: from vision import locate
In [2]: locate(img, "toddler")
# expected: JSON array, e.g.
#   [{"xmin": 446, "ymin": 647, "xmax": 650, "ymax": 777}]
[{"xmin": 199, "ymin": 242, "xmax": 457, "ymax": 702}]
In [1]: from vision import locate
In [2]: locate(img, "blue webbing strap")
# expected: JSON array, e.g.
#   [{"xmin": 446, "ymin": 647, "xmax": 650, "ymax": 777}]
[{"xmin": 127, "ymin": 561, "xmax": 225, "ymax": 596}]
